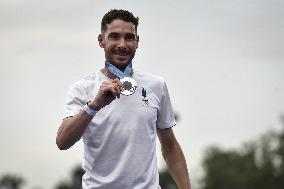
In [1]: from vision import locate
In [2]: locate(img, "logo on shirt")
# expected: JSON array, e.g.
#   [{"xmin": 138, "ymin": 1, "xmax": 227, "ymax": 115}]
[{"xmin": 141, "ymin": 87, "xmax": 149, "ymax": 106}]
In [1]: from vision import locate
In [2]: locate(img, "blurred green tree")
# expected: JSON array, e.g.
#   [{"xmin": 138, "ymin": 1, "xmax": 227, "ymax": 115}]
[
  {"xmin": 0, "ymin": 174, "xmax": 25, "ymax": 189},
  {"xmin": 55, "ymin": 165, "xmax": 178, "ymax": 189},
  {"xmin": 201, "ymin": 116, "xmax": 284, "ymax": 189},
  {"xmin": 159, "ymin": 169, "xmax": 178, "ymax": 189},
  {"xmin": 54, "ymin": 166, "xmax": 85, "ymax": 189}
]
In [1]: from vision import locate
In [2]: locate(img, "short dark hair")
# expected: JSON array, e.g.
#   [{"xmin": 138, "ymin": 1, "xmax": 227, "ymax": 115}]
[{"xmin": 101, "ymin": 9, "xmax": 139, "ymax": 32}]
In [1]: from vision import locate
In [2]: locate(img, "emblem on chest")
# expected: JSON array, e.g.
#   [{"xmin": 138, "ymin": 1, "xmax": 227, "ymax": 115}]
[{"xmin": 141, "ymin": 87, "xmax": 149, "ymax": 107}]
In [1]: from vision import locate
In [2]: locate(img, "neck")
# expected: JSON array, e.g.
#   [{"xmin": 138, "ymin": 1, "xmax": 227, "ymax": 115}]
[
  {"xmin": 104, "ymin": 61, "xmax": 133, "ymax": 78},
  {"xmin": 106, "ymin": 60, "xmax": 131, "ymax": 71}
]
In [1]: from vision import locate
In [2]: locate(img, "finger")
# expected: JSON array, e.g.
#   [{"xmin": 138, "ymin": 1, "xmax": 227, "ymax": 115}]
[
  {"xmin": 110, "ymin": 87, "xmax": 120, "ymax": 98},
  {"xmin": 102, "ymin": 80, "xmax": 121, "ymax": 99},
  {"xmin": 100, "ymin": 83, "xmax": 113, "ymax": 94},
  {"xmin": 111, "ymin": 80, "xmax": 120, "ymax": 90},
  {"xmin": 113, "ymin": 78, "xmax": 123, "ymax": 90},
  {"xmin": 102, "ymin": 81, "xmax": 112, "ymax": 85},
  {"xmin": 106, "ymin": 83, "xmax": 120, "ymax": 98},
  {"xmin": 108, "ymin": 82, "xmax": 119, "ymax": 97},
  {"xmin": 107, "ymin": 84, "xmax": 116, "ymax": 95},
  {"xmin": 112, "ymin": 78, "xmax": 119, "ymax": 85},
  {"xmin": 113, "ymin": 83, "xmax": 121, "ymax": 98},
  {"xmin": 100, "ymin": 83, "xmax": 112, "ymax": 92}
]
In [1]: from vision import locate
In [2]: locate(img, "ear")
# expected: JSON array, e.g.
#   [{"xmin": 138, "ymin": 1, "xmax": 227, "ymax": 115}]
[{"xmin": 98, "ymin": 34, "xmax": 104, "ymax": 48}]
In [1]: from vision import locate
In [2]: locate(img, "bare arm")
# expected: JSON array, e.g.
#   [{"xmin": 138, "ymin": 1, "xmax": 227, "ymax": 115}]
[
  {"xmin": 157, "ymin": 128, "xmax": 191, "ymax": 189},
  {"xmin": 56, "ymin": 111, "xmax": 93, "ymax": 150},
  {"xmin": 56, "ymin": 78, "xmax": 122, "ymax": 150}
]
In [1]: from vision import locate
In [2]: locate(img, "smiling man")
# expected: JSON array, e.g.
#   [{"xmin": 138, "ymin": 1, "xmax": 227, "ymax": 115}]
[{"xmin": 56, "ymin": 9, "xmax": 191, "ymax": 189}]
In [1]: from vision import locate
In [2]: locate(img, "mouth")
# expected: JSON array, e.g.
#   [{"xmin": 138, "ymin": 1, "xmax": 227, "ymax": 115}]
[{"xmin": 113, "ymin": 49, "xmax": 130, "ymax": 57}]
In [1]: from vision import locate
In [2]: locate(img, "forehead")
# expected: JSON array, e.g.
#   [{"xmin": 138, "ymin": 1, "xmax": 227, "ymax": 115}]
[{"xmin": 104, "ymin": 19, "xmax": 136, "ymax": 34}]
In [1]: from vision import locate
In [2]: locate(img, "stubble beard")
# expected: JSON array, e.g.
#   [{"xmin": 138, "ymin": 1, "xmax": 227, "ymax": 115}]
[{"xmin": 107, "ymin": 50, "xmax": 136, "ymax": 71}]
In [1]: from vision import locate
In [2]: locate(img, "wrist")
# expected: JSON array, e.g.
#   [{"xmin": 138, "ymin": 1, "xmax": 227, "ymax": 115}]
[
  {"xmin": 87, "ymin": 101, "xmax": 101, "ymax": 111},
  {"xmin": 83, "ymin": 102, "xmax": 98, "ymax": 117}
]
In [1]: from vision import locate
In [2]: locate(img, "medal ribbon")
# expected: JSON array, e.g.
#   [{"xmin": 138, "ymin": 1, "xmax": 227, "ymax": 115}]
[{"xmin": 105, "ymin": 62, "xmax": 132, "ymax": 79}]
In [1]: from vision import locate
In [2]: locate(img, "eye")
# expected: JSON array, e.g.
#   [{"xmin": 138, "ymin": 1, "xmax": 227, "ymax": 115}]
[
  {"xmin": 125, "ymin": 34, "xmax": 136, "ymax": 41},
  {"xmin": 108, "ymin": 33, "xmax": 119, "ymax": 40}
]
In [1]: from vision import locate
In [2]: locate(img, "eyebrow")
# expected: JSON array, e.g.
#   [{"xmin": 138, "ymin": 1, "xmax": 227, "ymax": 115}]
[
  {"xmin": 108, "ymin": 32, "xmax": 119, "ymax": 37},
  {"xmin": 108, "ymin": 31, "xmax": 136, "ymax": 35},
  {"xmin": 125, "ymin": 33, "xmax": 135, "ymax": 37},
  {"xmin": 107, "ymin": 32, "xmax": 136, "ymax": 39}
]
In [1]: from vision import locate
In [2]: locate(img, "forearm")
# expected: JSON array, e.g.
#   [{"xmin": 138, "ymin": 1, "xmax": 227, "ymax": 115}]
[
  {"xmin": 56, "ymin": 110, "xmax": 93, "ymax": 150},
  {"xmin": 162, "ymin": 142, "xmax": 191, "ymax": 189},
  {"xmin": 57, "ymin": 80, "xmax": 120, "ymax": 150}
]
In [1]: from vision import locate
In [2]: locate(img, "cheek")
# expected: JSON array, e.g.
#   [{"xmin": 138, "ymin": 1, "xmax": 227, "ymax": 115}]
[
  {"xmin": 128, "ymin": 43, "xmax": 138, "ymax": 50},
  {"xmin": 105, "ymin": 44, "xmax": 114, "ymax": 52}
]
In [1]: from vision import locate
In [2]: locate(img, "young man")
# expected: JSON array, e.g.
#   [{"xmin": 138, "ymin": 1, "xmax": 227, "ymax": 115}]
[{"xmin": 56, "ymin": 9, "xmax": 191, "ymax": 189}]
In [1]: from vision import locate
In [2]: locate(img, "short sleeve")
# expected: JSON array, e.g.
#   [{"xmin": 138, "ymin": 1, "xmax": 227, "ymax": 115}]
[
  {"xmin": 63, "ymin": 82, "xmax": 87, "ymax": 119},
  {"xmin": 156, "ymin": 81, "xmax": 176, "ymax": 129}
]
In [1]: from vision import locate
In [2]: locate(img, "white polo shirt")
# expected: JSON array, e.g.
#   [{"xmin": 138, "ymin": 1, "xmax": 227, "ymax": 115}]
[{"xmin": 63, "ymin": 70, "xmax": 176, "ymax": 189}]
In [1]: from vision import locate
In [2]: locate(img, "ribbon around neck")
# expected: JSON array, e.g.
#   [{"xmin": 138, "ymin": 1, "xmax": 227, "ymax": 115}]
[{"xmin": 105, "ymin": 62, "xmax": 132, "ymax": 79}]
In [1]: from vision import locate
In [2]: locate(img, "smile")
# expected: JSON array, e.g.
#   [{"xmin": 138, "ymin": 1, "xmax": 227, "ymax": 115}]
[{"xmin": 113, "ymin": 50, "xmax": 129, "ymax": 56}]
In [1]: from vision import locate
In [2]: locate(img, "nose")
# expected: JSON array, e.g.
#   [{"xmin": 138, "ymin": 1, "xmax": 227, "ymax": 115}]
[{"xmin": 117, "ymin": 38, "xmax": 127, "ymax": 49}]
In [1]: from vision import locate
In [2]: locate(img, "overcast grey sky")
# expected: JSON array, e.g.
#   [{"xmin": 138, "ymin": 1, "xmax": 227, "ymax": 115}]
[{"xmin": 1, "ymin": 0, "xmax": 284, "ymax": 188}]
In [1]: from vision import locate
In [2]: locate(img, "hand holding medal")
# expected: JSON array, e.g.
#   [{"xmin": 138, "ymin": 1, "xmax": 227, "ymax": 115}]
[
  {"xmin": 88, "ymin": 78, "xmax": 122, "ymax": 111},
  {"xmin": 87, "ymin": 62, "xmax": 137, "ymax": 111},
  {"xmin": 105, "ymin": 62, "xmax": 137, "ymax": 96}
]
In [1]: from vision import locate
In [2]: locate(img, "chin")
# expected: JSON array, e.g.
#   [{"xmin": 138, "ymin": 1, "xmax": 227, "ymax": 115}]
[{"xmin": 112, "ymin": 59, "xmax": 131, "ymax": 67}]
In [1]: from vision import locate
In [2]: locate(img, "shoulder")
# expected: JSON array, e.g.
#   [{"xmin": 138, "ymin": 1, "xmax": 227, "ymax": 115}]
[
  {"xmin": 69, "ymin": 71, "xmax": 100, "ymax": 93},
  {"xmin": 134, "ymin": 70, "xmax": 168, "ymax": 97},
  {"xmin": 134, "ymin": 70, "xmax": 165, "ymax": 87}
]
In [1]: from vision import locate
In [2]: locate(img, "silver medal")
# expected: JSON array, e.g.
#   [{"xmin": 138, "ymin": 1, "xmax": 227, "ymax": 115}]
[{"xmin": 120, "ymin": 77, "xmax": 137, "ymax": 96}]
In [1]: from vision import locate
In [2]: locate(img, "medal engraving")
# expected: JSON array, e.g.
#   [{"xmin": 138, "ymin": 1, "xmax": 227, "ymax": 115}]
[
  {"xmin": 120, "ymin": 77, "xmax": 137, "ymax": 96},
  {"xmin": 122, "ymin": 81, "xmax": 132, "ymax": 91}
]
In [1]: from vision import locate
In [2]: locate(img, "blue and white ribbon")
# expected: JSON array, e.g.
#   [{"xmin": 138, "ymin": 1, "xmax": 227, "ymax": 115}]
[
  {"xmin": 105, "ymin": 61, "xmax": 137, "ymax": 96},
  {"xmin": 105, "ymin": 62, "xmax": 132, "ymax": 78}
]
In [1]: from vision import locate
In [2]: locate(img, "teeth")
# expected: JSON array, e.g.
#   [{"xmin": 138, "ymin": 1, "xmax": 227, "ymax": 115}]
[{"xmin": 115, "ymin": 52, "xmax": 128, "ymax": 56}]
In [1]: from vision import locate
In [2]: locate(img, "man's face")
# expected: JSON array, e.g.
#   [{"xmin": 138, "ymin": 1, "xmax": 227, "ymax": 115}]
[{"xmin": 98, "ymin": 19, "xmax": 139, "ymax": 70}]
